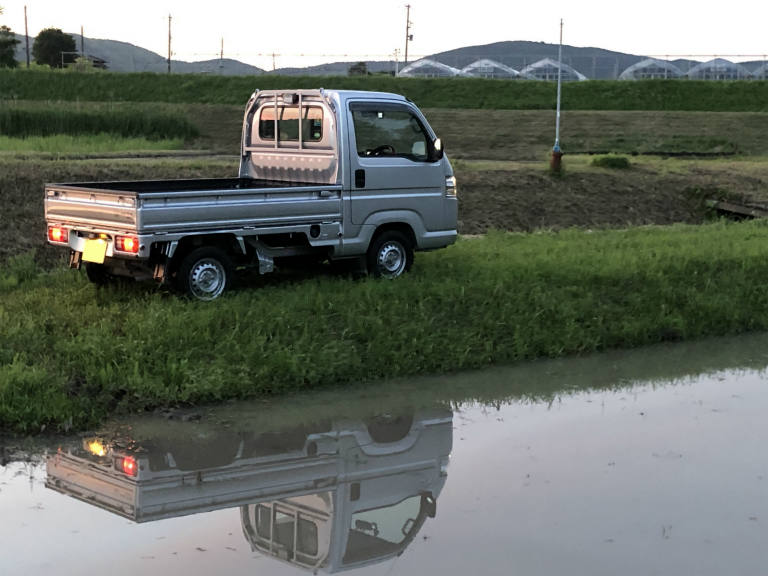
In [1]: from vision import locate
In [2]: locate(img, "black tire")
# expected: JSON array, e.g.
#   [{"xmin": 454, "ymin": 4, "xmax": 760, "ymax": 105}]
[
  {"xmin": 367, "ymin": 230, "xmax": 414, "ymax": 279},
  {"xmin": 176, "ymin": 246, "xmax": 233, "ymax": 301},
  {"xmin": 84, "ymin": 262, "xmax": 112, "ymax": 285}
]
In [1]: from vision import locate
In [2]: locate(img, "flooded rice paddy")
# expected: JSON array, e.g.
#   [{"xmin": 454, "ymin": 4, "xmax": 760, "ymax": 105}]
[{"xmin": 3, "ymin": 334, "xmax": 768, "ymax": 575}]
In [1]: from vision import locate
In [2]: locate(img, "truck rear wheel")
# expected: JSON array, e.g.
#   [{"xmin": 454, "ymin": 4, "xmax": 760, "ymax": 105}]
[
  {"xmin": 367, "ymin": 230, "xmax": 413, "ymax": 279},
  {"xmin": 176, "ymin": 247, "xmax": 233, "ymax": 301}
]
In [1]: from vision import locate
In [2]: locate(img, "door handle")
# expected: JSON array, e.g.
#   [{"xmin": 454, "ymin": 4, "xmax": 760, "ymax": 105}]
[
  {"xmin": 319, "ymin": 190, "xmax": 336, "ymax": 198},
  {"xmin": 355, "ymin": 169, "xmax": 365, "ymax": 188}
]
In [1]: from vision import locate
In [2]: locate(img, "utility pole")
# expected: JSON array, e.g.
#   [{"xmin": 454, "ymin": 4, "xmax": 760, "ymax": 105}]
[
  {"xmin": 272, "ymin": 52, "xmax": 276, "ymax": 71},
  {"xmin": 80, "ymin": 26, "xmax": 84, "ymax": 56},
  {"xmin": 24, "ymin": 5, "xmax": 30, "ymax": 68},
  {"xmin": 404, "ymin": 4, "xmax": 413, "ymax": 64},
  {"xmin": 167, "ymin": 14, "xmax": 172, "ymax": 74}
]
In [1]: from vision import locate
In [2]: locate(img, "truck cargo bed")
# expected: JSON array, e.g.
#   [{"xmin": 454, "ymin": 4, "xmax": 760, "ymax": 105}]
[
  {"xmin": 45, "ymin": 177, "xmax": 343, "ymax": 234},
  {"xmin": 49, "ymin": 177, "xmax": 319, "ymax": 195}
]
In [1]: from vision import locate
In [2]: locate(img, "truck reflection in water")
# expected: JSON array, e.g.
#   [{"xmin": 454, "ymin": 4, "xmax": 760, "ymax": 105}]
[{"xmin": 46, "ymin": 409, "xmax": 452, "ymax": 573}]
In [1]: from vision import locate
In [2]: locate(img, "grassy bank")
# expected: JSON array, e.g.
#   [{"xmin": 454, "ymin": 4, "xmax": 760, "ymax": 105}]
[
  {"xmin": 3, "ymin": 69, "xmax": 768, "ymax": 111},
  {"xmin": 3, "ymin": 221, "xmax": 768, "ymax": 434},
  {"xmin": 0, "ymin": 103, "xmax": 198, "ymax": 140},
  {"xmin": 0, "ymin": 135, "xmax": 186, "ymax": 153}
]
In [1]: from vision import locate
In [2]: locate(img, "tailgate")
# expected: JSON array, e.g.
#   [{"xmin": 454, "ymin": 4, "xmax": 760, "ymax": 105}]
[{"xmin": 45, "ymin": 184, "xmax": 138, "ymax": 231}]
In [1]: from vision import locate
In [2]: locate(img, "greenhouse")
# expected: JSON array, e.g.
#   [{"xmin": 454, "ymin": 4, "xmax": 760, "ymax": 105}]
[
  {"xmin": 752, "ymin": 63, "xmax": 768, "ymax": 79},
  {"xmin": 398, "ymin": 59, "xmax": 463, "ymax": 78},
  {"xmin": 619, "ymin": 58, "xmax": 683, "ymax": 80},
  {"xmin": 686, "ymin": 58, "xmax": 751, "ymax": 80},
  {"xmin": 520, "ymin": 58, "xmax": 587, "ymax": 82},
  {"xmin": 461, "ymin": 59, "xmax": 520, "ymax": 79}
]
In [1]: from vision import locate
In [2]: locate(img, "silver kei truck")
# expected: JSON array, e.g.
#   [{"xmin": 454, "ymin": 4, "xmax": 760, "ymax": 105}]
[{"xmin": 44, "ymin": 89, "xmax": 458, "ymax": 300}]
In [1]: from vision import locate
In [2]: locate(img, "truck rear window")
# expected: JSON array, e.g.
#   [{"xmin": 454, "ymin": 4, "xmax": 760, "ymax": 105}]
[{"xmin": 259, "ymin": 106, "xmax": 323, "ymax": 143}]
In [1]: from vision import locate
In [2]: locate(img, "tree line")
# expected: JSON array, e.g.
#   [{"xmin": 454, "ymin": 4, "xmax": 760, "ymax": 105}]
[{"xmin": 0, "ymin": 7, "xmax": 79, "ymax": 69}]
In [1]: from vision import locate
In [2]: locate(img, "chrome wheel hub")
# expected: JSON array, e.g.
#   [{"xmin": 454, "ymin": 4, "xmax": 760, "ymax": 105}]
[
  {"xmin": 377, "ymin": 242, "xmax": 406, "ymax": 278},
  {"xmin": 189, "ymin": 259, "xmax": 226, "ymax": 300}
]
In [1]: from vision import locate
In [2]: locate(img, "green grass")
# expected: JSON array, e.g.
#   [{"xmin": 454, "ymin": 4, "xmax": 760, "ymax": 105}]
[
  {"xmin": 3, "ymin": 69, "xmax": 768, "ymax": 111},
  {"xmin": 0, "ymin": 134, "xmax": 186, "ymax": 153},
  {"xmin": 4, "ymin": 221, "xmax": 768, "ymax": 434},
  {"xmin": 0, "ymin": 104, "xmax": 198, "ymax": 140},
  {"xmin": 591, "ymin": 155, "xmax": 631, "ymax": 169}
]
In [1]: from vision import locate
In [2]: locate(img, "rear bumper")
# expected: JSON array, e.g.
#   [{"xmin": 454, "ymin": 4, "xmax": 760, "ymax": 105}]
[{"xmin": 47, "ymin": 226, "xmax": 151, "ymax": 260}]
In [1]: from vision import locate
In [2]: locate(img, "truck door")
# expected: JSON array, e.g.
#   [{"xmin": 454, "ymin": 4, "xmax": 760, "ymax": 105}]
[{"xmin": 347, "ymin": 102, "xmax": 445, "ymax": 230}]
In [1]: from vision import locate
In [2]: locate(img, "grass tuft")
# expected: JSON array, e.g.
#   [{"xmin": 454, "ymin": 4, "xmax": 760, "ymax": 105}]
[{"xmin": 592, "ymin": 155, "xmax": 631, "ymax": 169}]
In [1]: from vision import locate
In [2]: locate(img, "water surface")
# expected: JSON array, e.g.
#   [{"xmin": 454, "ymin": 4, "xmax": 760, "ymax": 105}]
[{"xmin": 3, "ymin": 334, "xmax": 768, "ymax": 575}]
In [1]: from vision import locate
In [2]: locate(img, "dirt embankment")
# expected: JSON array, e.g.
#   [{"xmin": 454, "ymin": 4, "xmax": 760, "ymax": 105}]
[
  {"xmin": 3, "ymin": 155, "xmax": 768, "ymax": 267},
  {"xmin": 457, "ymin": 166, "xmax": 708, "ymax": 234}
]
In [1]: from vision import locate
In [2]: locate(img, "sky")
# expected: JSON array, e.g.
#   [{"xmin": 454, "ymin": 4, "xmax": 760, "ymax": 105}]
[{"xmin": 2, "ymin": 1, "xmax": 767, "ymax": 69}]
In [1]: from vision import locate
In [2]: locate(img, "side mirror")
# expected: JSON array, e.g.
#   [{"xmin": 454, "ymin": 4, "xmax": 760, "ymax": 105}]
[{"xmin": 429, "ymin": 138, "xmax": 444, "ymax": 162}]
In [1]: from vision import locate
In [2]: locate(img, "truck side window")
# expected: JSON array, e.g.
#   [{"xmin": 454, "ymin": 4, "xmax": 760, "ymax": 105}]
[
  {"xmin": 350, "ymin": 104, "xmax": 430, "ymax": 161},
  {"xmin": 342, "ymin": 495, "xmax": 423, "ymax": 564},
  {"xmin": 259, "ymin": 106, "xmax": 323, "ymax": 143}
]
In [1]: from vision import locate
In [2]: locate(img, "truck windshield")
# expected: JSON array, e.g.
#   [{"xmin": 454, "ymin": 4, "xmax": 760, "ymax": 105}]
[{"xmin": 259, "ymin": 106, "xmax": 323, "ymax": 143}]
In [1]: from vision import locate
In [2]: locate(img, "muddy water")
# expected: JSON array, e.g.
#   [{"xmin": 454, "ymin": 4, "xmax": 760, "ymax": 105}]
[{"xmin": 3, "ymin": 334, "xmax": 768, "ymax": 575}]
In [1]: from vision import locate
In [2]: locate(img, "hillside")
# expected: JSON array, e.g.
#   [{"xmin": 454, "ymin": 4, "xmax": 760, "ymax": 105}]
[{"xmin": 13, "ymin": 33, "xmax": 264, "ymax": 76}]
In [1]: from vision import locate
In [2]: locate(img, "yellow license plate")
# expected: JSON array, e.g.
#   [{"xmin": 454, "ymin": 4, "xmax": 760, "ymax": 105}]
[{"xmin": 82, "ymin": 239, "xmax": 108, "ymax": 264}]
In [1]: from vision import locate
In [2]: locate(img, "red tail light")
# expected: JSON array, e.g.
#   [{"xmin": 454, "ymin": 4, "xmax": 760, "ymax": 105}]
[
  {"xmin": 115, "ymin": 236, "xmax": 139, "ymax": 254},
  {"xmin": 120, "ymin": 456, "xmax": 138, "ymax": 477},
  {"xmin": 48, "ymin": 226, "xmax": 69, "ymax": 244}
]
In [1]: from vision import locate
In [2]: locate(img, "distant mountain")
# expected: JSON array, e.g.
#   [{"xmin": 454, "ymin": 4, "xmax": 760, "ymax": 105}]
[
  {"xmin": 269, "ymin": 42, "xmax": 695, "ymax": 79},
  {"xmin": 430, "ymin": 42, "xmax": 768, "ymax": 77},
  {"xmin": 13, "ymin": 33, "xmax": 264, "ymax": 75},
  {"xmin": 9, "ymin": 34, "xmax": 766, "ymax": 78}
]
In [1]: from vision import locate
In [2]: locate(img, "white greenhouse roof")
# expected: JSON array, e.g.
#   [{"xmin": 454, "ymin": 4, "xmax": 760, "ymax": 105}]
[
  {"xmin": 619, "ymin": 58, "xmax": 683, "ymax": 80},
  {"xmin": 398, "ymin": 59, "xmax": 463, "ymax": 77},
  {"xmin": 461, "ymin": 59, "xmax": 520, "ymax": 78},
  {"xmin": 687, "ymin": 58, "xmax": 752, "ymax": 78},
  {"xmin": 520, "ymin": 58, "xmax": 587, "ymax": 81}
]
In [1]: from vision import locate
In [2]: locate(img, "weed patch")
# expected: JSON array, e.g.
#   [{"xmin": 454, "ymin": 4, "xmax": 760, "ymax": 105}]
[
  {"xmin": 592, "ymin": 155, "xmax": 631, "ymax": 169},
  {"xmin": 0, "ymin": 105, "xmax": 198, "ymax": 140}
]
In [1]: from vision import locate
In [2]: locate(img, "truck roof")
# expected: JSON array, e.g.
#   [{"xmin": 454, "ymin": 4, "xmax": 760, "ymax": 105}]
[{"xmin": 253, "ymin": 88, "xmax": 410, "ymax": 104}]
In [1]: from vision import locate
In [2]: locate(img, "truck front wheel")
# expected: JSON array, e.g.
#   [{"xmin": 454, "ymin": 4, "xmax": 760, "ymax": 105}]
[
  {"xmin": 367, "ymin": 230, "xmax": 413, "ymax": 279},
  {"xmin": 176, "ymin": 247, "xmax": 233, "ymax": 301}
]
